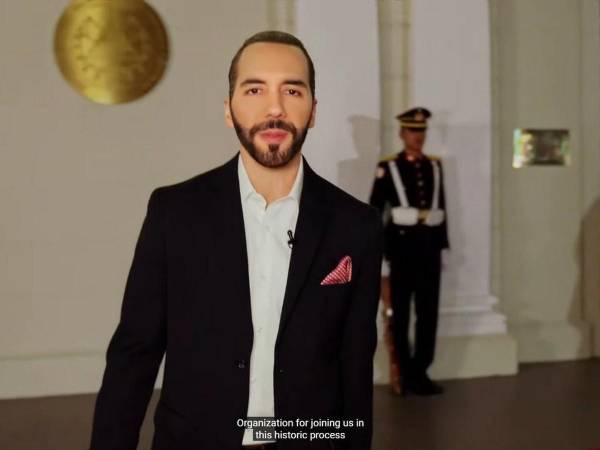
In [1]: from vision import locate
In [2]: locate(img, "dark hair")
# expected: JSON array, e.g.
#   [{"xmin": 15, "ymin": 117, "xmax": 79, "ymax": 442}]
[{"xmin": 228, "ymin": 30, "xmax": 315, "ymax": 99}]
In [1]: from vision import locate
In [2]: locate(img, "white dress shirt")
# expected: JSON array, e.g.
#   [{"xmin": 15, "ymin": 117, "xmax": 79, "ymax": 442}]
[{"xmin": 238, "ymin": 155, "xmax": 304, "ymax": 445}]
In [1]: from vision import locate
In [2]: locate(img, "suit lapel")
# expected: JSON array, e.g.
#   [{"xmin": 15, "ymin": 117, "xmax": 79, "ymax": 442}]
[
  {"xmin": 211, "ymin": 153, "xmax": 253, "ymax": 337},
  {"xmin": 209, "ymin": 153, "xmax": 332, "ymax": 345},
  {"xmin": 277, "ymin": 157, "xmax": 332, "ymax": 343}
]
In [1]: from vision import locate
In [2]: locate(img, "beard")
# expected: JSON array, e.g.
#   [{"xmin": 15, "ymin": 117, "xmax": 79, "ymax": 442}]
[{"xmin": 231, "ymin": 110, "xmax": 311, "ymax": 169}]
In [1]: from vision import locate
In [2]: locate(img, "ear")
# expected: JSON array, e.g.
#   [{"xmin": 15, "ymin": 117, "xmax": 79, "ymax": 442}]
[
  {"xmin": 224, "ymin": 99, "xmax": 234, "ymax": 128},
  {"xmin": 308, "ymin": 99, "xmax": 317, "ymax": 128}
]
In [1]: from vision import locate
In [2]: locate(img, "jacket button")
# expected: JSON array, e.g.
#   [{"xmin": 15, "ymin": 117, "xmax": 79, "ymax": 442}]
[
  {"xmin": 235, "ymin": 360, "xmax": 247, "ymax": 369},
  {"xmin": 278, "ymin": 368, "xmax": 284, "ymax": 374}
]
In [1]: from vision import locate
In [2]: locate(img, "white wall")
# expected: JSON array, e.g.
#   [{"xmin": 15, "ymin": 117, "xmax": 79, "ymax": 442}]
[
  {"xmin": 0, "ymin": 0, "xmax": 383, "ymax": 399},
  {"xmin": 4, "ymin": 0, "xmax": 596, "ymax": 400},
  {"xmin": 0, "ymin": 0, "xmax": 269, "ymax": 398},
  {"xmin": 295, "ymin": 0, "xmax": 381, "ymax": 202},
  {"xmin": 411, "ymin": 0, "xmax": 517, "ymax": 378},
  {"xmin": 580, "ymin": 0, "xmax": 600, "ymax": 357},
  {"xmin": 412, "ymin": 0, "xmax": 493, "ymax": 304},
  {"xmin": 491, "ymin": 0, "xmax": 598, "ymax": 361},
  {"xmin": 294, "ymin": 0, "xmax": 384, "ymax": 381}
]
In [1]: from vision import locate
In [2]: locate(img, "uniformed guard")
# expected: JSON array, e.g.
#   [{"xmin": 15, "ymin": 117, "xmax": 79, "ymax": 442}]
[{"xmin": 369, "ymin": 107, "xmax": 449, "ymax": 396}]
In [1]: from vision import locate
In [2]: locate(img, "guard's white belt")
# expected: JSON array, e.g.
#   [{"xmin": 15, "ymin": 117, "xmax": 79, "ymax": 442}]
[
  {"xmin": 388, "ymin": 159, "xmax": 445, "ymax": 227},
  {"xmin": 390, "ymin": 207, "xmax": 445, "ymax": 226}
]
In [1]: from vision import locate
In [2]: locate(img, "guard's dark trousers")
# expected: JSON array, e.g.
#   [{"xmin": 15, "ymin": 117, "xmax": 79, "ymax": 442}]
[{"xmin": 389, "ymin": 230, "xmax": 441, "ymax": 379}]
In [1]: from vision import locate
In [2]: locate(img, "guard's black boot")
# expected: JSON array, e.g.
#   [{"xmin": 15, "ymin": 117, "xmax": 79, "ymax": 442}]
[
  {"xmin": 398, "ymin": 374, "xmax": 411, "ymax": 397},
  {"xmin": 408, "ymin": 373, "xmax": 444, "ymax": 396}
]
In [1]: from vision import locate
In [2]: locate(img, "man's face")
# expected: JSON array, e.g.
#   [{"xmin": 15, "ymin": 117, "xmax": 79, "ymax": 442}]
[
  {"xmin": 400, "ymin": 127, "xmax": 427, "ymax": 152},
  {"xmin": 225, "ymin": 42, "xmax": 316, "ymax": 168}
]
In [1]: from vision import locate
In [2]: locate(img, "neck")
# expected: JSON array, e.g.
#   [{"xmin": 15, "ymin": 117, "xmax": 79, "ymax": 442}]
[
  {"xmin": 404, "ymin": 147, "xmax": 423, "ymax": 159},
  {"xmin": 239, "ymin": 149, "xmax": 301, "ymax": 205}
]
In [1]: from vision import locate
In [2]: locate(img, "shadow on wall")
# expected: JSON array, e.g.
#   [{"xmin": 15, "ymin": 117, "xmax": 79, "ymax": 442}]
[
  {"xmin": 337, "ymin": 115, "xmax": 381, "ymax": 203},
  {"xmin": 506, "ymin": 198, "xmax": 593, "ymax": 363},
  {"xmin": 570, "ymin": 196, "xmax": 600, "ymax": 358},
  {"xmin": 341, "ymin": 114, "xmax": 389, "ymax": 383}
]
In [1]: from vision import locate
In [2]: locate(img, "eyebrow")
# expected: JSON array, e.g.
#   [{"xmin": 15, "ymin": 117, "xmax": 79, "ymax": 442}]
[
  {"xmin": 282, "ymin": 79, "xmax": 308, "ymax": 89},
  {"xmin": 239, "ymin": 78, "xmax": 308, "ymax": 89},
  {"xmin": 239, "ymin": 78, "xmax": 266, "ymax": 87}
]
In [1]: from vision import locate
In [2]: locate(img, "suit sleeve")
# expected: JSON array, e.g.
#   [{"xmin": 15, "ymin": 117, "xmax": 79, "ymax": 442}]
[
  {"xmin": 90, "ymin": 188, "xmax": 167, "ymax": 450},
  {"xmin": 340, "ymin": 207, "xmax": 384, "ymax": 450},
  {"xmin": 368, "ymin": 162, "xmax": 387, "ymax": 215},
  {"xmin": 439, "ymin": 161, "xmax": 450, "ymax": 250},
  {"xmin": 368, "ymin": 162, "xmax": 391, "ymax": 275}
]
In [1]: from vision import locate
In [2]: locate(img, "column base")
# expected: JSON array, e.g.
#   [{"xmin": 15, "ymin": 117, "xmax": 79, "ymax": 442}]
[
  {"xmin": 373, "ymin": 294, "xmax": 519, "ymax": 382},
  {"xmin": 429, "ymin": 333, "xmax": 518, "ymax": 379},
  {"xmin": 430, "ymin": 295, "xmax": 518, "ymax": 379}
]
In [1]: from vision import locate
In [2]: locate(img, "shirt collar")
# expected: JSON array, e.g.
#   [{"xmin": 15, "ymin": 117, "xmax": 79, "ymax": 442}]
[
  {"xmin": 401, "ymin": 150, "xmax": 425, "ymax": 162},
  {"xmin": 238, "ymin": 153, "xmax": 304, "ymax": 204}
]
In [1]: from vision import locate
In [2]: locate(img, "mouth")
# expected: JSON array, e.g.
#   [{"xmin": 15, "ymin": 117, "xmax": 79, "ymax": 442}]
[{"xmin": 258, "ymin": 130, "xmax": 289, "ymax": 145}]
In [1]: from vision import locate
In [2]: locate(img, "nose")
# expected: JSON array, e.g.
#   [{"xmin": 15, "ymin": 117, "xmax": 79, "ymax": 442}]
[{"xmin": 266, "ymin": 91, "xmax": 285, "ymax": 118}]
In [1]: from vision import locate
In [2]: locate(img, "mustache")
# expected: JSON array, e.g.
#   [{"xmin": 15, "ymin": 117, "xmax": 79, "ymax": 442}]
[{"xmin": 249, "ymin": 120, "xmax": 297, "ymax": 138}]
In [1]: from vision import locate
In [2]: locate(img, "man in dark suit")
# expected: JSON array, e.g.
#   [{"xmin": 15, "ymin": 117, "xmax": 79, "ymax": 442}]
[
  {"xmin": 369, "ymin": 108, "xmax": 448, "ymax": 396},
  {"xmin": 89, "ymin": 31, "xmax": 383, "ymax": 450}
]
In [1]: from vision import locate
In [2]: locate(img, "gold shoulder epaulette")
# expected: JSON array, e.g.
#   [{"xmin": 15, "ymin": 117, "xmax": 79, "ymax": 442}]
[
  {"xmin": 379, "ymin": 153, "xmax": 397, "ymax": 162},
  {"xmin": 427, "ymin": 154, "xmax": 440, "ymax": 161}
]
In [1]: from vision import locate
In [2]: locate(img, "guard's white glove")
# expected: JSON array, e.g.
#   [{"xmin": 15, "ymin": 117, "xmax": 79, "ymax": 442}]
[{"xmin": 381, "ymin": 258, "xmax": 391, "ymax": 277}]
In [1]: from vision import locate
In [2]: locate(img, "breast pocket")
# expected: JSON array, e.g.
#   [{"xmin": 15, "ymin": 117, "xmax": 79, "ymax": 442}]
[
  {"xmin": 318, "ymin": 281, "xmax": 353, "ymax": 332},
  {"xmin": 319, "ymin": 280, "xmax": 352, "ymax": 295}
]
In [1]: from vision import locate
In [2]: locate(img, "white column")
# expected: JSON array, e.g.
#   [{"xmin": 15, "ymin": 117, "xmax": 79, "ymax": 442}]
[{"xmin": 411, "ymin": 0, "xmax": 516, "ymax": 377}]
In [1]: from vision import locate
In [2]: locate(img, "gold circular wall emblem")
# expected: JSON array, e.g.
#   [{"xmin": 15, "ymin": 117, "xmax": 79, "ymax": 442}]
[{"xmin": 54, "ymin": 0, "xmax": 169, "ymax": 104}]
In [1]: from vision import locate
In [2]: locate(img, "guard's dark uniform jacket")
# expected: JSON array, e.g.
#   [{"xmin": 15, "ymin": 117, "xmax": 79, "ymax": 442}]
[
  {"xmin": 368, "ymin": 150, "xmax": 449, "ymax": 383},
  {"xmin": 369, "ymin": 151, "xmax": 449, "ymax": 257}
]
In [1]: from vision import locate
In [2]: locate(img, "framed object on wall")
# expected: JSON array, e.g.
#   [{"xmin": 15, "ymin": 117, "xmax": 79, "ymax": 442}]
[{"xmin": 513, "ymin": 129, "xmax": 570, "ymax": 168}]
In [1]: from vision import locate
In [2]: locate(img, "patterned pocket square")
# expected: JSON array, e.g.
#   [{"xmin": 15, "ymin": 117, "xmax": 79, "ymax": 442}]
[{"xmin": 320, "ymin": 255, "xmax": 352, "ymax": 285}]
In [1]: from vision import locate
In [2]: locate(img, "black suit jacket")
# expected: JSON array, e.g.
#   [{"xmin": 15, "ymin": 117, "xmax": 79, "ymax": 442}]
[{"xmin": 89, "ymin": 153, "xmax": 383, "ymax": 450}]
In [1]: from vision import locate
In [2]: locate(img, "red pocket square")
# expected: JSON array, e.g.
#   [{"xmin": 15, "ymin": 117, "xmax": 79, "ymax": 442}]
[{"xmin": 320, "ymin": 256, "xmax": 352, "ymax": 285}]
